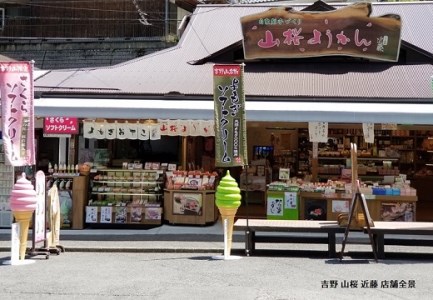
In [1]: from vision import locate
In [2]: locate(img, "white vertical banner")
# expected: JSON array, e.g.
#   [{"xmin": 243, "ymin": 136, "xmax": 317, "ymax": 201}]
[
  {"xmin": 138, "ymin": 123, "xmax": 150, "ymax": 140},
  {"xmin": 149, "ymin": 124, "xmax": 161, "ymax": 140},
  {"xmin": 177, "ymin": 120, "xmax": 190, "ymax": 136},
  {"xmin": 362, "ymin": 123, "xmax": 375, "ymax": 143},
  {"xmin": 116, "ymin": 122, "xmax": 128, "ymax": 140},
  {"xmin": 308, "ymin": 122, "xmax": 328, "ymax": 143},
  {"xmin": 105, "ymin": 122, "xmax": 117, "ymax": 140},
  {"xmin": 94, "ymin": 121, "xmax": 106, "ymax": 139},
  {"xmin": 125, "ymin": 122, "xmax": 138, "ymax": 139},
  {"xmin": 83, "ymin": 121, "xmax": 95, "ymax": 139}
]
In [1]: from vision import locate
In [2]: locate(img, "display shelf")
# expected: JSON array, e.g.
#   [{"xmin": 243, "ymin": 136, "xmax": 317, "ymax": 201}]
[
  {"xmin": 163, "ymin": 189, "xmax": 217, "ymax": 225},
  {"xmin": 299, "ymin": 191, "xmax": 417, "ymax": 222},
  {"xmin": 87, "ymin": 169, "xmax": 164, "ymax": 225}
]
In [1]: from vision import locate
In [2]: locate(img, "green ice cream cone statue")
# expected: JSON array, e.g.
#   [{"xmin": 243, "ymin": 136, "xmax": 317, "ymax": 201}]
[{"xmin": 216, "ymin": 170, "xmax": 242, "ymax": 257}]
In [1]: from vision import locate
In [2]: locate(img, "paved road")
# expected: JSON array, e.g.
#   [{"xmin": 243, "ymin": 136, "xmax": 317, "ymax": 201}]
[{"xmin": 1, "ymin": 251, "xmax": 433, "ymax": 300}]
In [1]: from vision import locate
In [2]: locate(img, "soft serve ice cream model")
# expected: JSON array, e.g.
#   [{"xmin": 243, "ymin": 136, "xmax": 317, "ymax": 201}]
[
  {"xmin": 215, "ymin": 170, "xmax": 242, "ymax": 259},
  {"xmin": 10, "ymin": 173, "xmax": 37, "ymax": 260}
]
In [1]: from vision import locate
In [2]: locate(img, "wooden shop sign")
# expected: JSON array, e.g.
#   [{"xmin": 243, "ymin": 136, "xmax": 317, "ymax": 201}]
[{"xmin": 241, "ymin": 2, "xmax": 401, "ymax": 62}]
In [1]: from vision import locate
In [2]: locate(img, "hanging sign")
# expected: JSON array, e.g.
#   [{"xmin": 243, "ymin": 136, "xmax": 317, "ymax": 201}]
[
  {"xmin": 138, "ymin": 123, "xmax": 150, "ymax": 140},
  {"xmin": 213, "ymin": 64, "xmax": 248, "ymax": 167},
  {"xmin": 105, "ymin": 122, "xmax": 117, "ymax": 140},
  {"xmin": 241, "ymin": 2, "xmax": 401, "ymax": 62},
  {"xmin": 94, "ymin": 122, "xmax": 106, "ymax": 139},
  {"xmin": 202, "ymin": 120, "xmax": 215, "ymax": 136},
  {"xmin": 0, "ymin": 61, "xmax": 35, "ymax": 166},
  {"xmin": 177, "ymin": 120, "xmax": 190, "ymax": 136},
  {"xmin": 149, "ymin": 124, "xmax": 161, "ymax": 140},
  {"xmin": 166, "ymin": 120, "xmax": 180, "ymax": 136},
  {"xmin": 125, "ymin": 122, "xmax": 138, "ymax": 139},
  {"xmin": 83, "ymin": 119, "xmax": 214, "ymax": 139},
  {"xmin": 116, "ymin": 122, "xmax": 128, "ymax": 140},
  {"xmin": 362, "ymin": 123, "xmax": 375, "ymax": 143},
  {"xmin": 83, "ymin": 121, "xmax": 95, "ymax": 139},
  {"xmin": 308, "ymin": 122, "xmax": 328, "ymax": 143},
  {"xmin": 44, "ymin": 117, "xmax": 78, "ymax": 135}
]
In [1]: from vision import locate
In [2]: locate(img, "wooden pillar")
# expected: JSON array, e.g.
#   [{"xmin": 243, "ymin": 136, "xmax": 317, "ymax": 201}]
[{"xmin": 311, "ymin": 157, "xmax": 318, "ymax": 182}]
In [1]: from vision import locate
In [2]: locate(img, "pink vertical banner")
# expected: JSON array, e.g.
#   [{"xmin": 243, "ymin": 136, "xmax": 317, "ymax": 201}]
[{"xmin": 0, "ymin": 61, "xmax": 35, "ymax": 166}]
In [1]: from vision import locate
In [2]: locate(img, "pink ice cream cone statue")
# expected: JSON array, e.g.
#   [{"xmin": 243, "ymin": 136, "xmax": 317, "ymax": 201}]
[
  {"xmin": 215, "ymin": 170, "xmax": 242, "ymax": 258},
  {"xmin": 10, "ymin": 173, "xmax": 37, "ymax": 260}
]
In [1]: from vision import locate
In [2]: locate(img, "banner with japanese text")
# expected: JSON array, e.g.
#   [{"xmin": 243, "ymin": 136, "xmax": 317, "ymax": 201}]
[
  {"xmin": 83, "ymin": 119, "xmax": 214, "ymax": 139},
  {"xmin": 0, "ymin": 61, "xmax": 35, "ymax": 166},
  {"xmin": 213, "ymin": 64, "xmax": 248, "ymax": 167}
]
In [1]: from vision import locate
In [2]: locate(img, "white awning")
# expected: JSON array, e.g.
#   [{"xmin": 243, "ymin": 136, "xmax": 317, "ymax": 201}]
[{"xmin": 34, "ymin": 97, "xmax": 433, "ymax": 125}]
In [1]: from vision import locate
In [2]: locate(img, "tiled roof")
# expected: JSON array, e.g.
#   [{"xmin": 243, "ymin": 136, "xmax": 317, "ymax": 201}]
[{"xmin": 35, "ymin": 2, "xmax": 433, "ymax": 102}]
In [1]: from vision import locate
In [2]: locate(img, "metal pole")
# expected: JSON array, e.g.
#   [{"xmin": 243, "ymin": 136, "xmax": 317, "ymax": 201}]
[{"xmin": 244, "ymin": 164, "xmax": 250, "ymax": 256}]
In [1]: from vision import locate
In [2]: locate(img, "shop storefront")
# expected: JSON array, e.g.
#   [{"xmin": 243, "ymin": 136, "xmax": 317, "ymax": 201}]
[{"xmin": 2, "ymin": 1, "xmax": 433, "ymax": 228}]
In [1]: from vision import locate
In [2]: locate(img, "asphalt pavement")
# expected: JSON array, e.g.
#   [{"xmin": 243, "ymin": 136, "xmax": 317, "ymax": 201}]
[
  {"xmin": 1, "ymin": 251, "xmax": 433, "ymax": 300},
  {"xmin": 2, "ymin": 219, "xmax": 433, "ymax": 299}
]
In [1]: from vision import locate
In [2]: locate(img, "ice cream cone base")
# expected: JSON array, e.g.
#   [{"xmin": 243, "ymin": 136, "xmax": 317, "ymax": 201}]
[
  {"xmin": 211, "ymin": 207, "xmax": 242, "ymax": 260},
  {"xmin": 2, "ymin": 258, "xmax": 36, "ymax": 266},
  {"xmin": 13, "ymin": 211, "xmax": 33, "ymax": 260}
]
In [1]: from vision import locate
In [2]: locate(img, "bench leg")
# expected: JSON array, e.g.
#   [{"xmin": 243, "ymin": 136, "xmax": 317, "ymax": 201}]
[
  {"xmin": 245, "ymin": 229, "xmax": 255, "ymax": 256},
  {"xmin": 374, "ymin": 234, "xmax": 385, "ymax": 259},
  {"xmin": 328, "ymin": 233, "xmax": 337, "ymax": 258}
]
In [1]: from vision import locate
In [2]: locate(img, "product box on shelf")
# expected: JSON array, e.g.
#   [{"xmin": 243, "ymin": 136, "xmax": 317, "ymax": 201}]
[
  {"xmin": 165, "ymin": 170, "xmax": 218, "ymax": 191},
  {"xmin": 85, "ymin": 205, "xmax": 162, "ymax": 224}
]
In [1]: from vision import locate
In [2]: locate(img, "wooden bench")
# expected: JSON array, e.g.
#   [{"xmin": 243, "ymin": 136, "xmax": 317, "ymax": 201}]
[
  {"xmin": 233, "ymin": 219, "xmax": 345, "ymax": 258},
  {"xmin": 364, "ymin": 221, "xmax": 433, "ymax": 259}
]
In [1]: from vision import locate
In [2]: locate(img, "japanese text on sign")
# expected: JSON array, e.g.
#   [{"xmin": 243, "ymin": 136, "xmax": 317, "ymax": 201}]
[
  {"xmin": 0, "ymin": 61, "xmax": 35, "ymax": 166},
  {"xmin": 216, "ymin": 77, "xmax": 241, "ymax": 163},
  {"xmin": 309, "ymin": 122, "xmax": 328, "ymax": 143},
  {"xmin": 321, "ymin": 279, "xmax": 416, "ymax": 289},
  {"xmin": 241, "ymin": 2, "xmax": 401, "ymax": 61},
  {"xmin": 213, "ymin": 64, "xmax": 247, "ymax": 167},
  {"xmin": 44, "ymin": 117, "xmax": 79, "ymax": 134}
]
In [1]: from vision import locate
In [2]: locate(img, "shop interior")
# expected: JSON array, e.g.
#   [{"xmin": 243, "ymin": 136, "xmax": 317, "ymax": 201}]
[{"xmin": 29, "ymin": 121, "xmax": 433, "ymax": 225}]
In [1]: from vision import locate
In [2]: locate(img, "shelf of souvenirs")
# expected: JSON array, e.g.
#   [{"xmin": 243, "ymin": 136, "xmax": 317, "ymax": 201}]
[
  {"xmin": 278, "ymin": 178, "xmax": 417, "ymax": 198},
  {"xmin": 88, "ymin": 191, "xmax": 163, "ymax": 206},
  {"xmin": 317, "ymin": 165, "xmax": 400, "ymax": 176}
]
